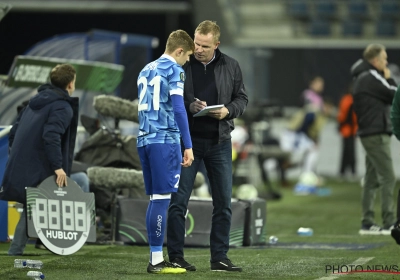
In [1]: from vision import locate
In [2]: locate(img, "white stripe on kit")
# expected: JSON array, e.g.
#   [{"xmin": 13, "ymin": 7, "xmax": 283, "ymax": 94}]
[{"xmin": 370, "ymin": 70, "xmax": 398, "ymax": 90}]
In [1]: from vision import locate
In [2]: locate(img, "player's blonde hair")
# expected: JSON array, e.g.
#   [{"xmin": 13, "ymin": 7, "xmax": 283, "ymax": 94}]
[
  {"xmin": 195, "ymin": 20, "xmax": 220, "ymax": 43},
  {"xmin": 165, "ymin": 30, "xmax": 194, "ymax": 53}
]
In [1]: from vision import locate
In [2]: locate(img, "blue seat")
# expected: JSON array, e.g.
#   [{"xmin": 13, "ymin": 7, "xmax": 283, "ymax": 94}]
[
  {"xmin": 342, "ymin": 19, "xmax": 363, "ymax": 36},
  {"xmin": 376, "ymin": 19, "xmax": 397, "ymax": 36},
  {"xmin": 348, "ymin": 0, "xmax": 369, "ymax": 19},
  {"xmin": 287, "ymin": 0, "xmax": 310, "ymax": 20},
  {"xmin": 380, "ymin": 0, "xmax": 400, "ymax": 19},
  {"xmin": 315, "ymin": 0, "xmax": 337, "ymax": 19},
  {"xmin": 309, "ymin": 19, "xmax": 331, "ymax": 36}
]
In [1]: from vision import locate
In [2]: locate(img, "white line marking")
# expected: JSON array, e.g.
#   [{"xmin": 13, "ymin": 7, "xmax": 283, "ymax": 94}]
[{"xmin": 316, "ymin": 257, "xmax": 374, "ymax": 280}]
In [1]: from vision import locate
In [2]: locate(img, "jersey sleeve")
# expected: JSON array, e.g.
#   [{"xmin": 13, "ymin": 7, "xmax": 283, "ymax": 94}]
[
  {"xmin": 171, "ymin": 95, "xmax": 192, "ymax": 149},
  {"xmin": 168, "ymin": 65, "xmax": 185, "ymax": 97},
  {"xmin": 169, "ymin": 65, "xmax": 192, "ymax": 149}
]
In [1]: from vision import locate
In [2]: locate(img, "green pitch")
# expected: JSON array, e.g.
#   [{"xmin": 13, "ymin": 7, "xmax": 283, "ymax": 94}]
[{"xmin": 1, "ymin": 179, "xmax": 399, "ymax": 279}]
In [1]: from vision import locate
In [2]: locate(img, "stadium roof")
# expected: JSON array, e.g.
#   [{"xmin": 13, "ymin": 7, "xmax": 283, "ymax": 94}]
[
  {"xmin": 1, "ymin": 1, "xmax": 191, "ymax": 13},
  {"xmin": 0, "ymin": 3, "xmax": 11, "ymax": 22}
]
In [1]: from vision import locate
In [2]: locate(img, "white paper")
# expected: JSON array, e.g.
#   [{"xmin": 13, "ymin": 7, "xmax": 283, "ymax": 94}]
[{"xmin": 193, "ymin": 104, "xmax": 224, "ymax": 117}]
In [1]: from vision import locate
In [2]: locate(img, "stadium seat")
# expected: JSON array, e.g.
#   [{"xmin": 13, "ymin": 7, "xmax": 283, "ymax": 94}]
[
  {"xmin": 347, "ymin": 0, "xmax": 369, "ymax": 19},
  {"xmin": 315, "ymin": 0, "xmax": 337, "ymax": 19},
  {"xmin": 342, "ymin": 19, "xmax": 363, "ymax": 36},
  {"xmin": 380, "ymin": 0, "xmax": 400, "ymax": 19},
  {"xmin": 308, "ymin": 19, "xmax": 331, "ymax": 36},
  {"xmin": 376, "ymin": 19, "xmax": 397, "ymax": 36},
  {"xmin": 287, "ymin": 0, "xmax": 310, "ymax": 20}
]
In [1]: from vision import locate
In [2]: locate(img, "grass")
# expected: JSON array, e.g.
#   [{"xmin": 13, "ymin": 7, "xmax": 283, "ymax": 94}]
[{"xmin": 1, "ymin": 179, "xmax": 400, "ymax": 279}]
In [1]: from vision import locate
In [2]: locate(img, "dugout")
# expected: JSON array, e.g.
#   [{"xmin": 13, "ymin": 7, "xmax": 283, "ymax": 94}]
[{"xmin": 0, "ymin": 29, "xmax": 158, "ymax": 125}]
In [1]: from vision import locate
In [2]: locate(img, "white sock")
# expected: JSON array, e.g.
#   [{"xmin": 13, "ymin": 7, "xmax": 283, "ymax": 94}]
[{"xmin": 151, "ymin": 251, "xmax": 164, "ymax": 265}]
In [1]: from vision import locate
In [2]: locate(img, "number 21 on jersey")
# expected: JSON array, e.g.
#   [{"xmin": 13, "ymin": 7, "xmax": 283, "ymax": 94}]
[{"xmin": 138, "ymin": 75, "xmax": 161, "ymax": 111}]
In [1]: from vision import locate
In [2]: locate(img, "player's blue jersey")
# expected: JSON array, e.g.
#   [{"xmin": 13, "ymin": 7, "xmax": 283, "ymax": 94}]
[{"xmin": 137, "ymin": 54, "xmax": 185, "ymax": 147}]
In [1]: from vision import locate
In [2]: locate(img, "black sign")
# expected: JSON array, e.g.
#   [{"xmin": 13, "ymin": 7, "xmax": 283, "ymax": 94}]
[
  {"xmin": 117, "ymin": 198, "xmax": 249, "ymax": 247},
  {"xmin": 26, "ymin": 176, "xmax": 96, "ymax": 255}
]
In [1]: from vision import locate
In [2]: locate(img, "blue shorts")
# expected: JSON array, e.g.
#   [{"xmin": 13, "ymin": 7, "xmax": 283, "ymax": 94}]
[{"xmin": 137, "ymin": 143, "xmax": 182, "ymax": 195}]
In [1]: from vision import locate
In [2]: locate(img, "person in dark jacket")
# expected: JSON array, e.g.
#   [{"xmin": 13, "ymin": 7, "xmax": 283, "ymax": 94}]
[
  {"xmin": 0, "ymin": 64, "xmax": 79, "ymax": 255},
  {"xmin": 351, "ymin": 44, "xmax": 398, "ymax": 235},
  {"xmin": 167, "ymin": 20, "xmax": 248, "ymax": 272}
]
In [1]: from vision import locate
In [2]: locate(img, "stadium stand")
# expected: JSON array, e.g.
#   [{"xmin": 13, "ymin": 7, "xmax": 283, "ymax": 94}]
[
  {"xmin": 342, "ymin": 18, "xmax": 363, "ymax": 36},
  {"xmin": 308, "ymin": 18, "xmax": 331, "ymax": 36},
  {"xmin": 347, "ymin": 0, "xmax": 369, "ymax": 20},
  {"xmin": 287, "ymin": 0, "xmax": 310, "ymax": 20},
  {"xmin": 376, "ymin": 19, "xmax": 397, "ymax": 37},
  {"xmin": 380, "ymin": 0, "xmax": 400, "ymax": 19},
  {"xmin": 314, "ymin": 0, "xmax": 338, "ymax": 20}
]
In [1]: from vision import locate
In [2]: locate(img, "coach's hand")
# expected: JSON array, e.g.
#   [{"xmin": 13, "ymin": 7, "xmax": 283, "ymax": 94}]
[
  {"xmin": 182, "ymin": 148, "xmax": 194, "ymax": 167},
  {"xmin": 55, "ymin": 168, "xmax": 67, "ymax": 187},
  {"xmin": 208, "ymin": 107, "xmax": 229, "ymax": 120},
  {"xmin": 190, "ymin": 99, "xmax": 207, "ymax": 113},
  {"xmin": 384, "ymin": 67, "xmax": 391, "ymax": 79}
]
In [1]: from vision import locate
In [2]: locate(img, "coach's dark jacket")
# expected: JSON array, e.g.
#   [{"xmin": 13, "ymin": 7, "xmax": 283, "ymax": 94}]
[
  {"xmin": 182, "ymin": 48, "xmax": 248, "ymax": 142},
  {"xmin": 0, "ymin": 84, "xmax": 79, "ymax": 204},
  {"xmin": 351, "ymin": 59, "xmax": 398, "ymax": 137}
]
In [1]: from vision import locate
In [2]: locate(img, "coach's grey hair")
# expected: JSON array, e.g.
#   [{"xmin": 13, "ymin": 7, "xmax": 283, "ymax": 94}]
[{"xmin": 363, "ymin": 44, "xmax": 385, "ymax": 62}]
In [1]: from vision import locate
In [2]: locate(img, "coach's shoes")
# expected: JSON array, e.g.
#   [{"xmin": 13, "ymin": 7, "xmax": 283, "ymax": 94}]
[
  {"xmin": 381, "ymin": 225, "xmax": 394, "ymax": 236},
  {"xmin": 391, "ymin": 225, "xmax": 400, "ymax": 245},
  {"xmin": 170, "ymin": 257, "xmax": 196, "ymax": 271},
  {"xmin": 358, "ymin": 225, "xmax": 383, "ymax": 235},
  {"xmin": 147, "ymin": 261, "xmax": 186, "ymax": 274},
  {"xmin": 211, "ymin": 259, "xmax": 242, "ymax": 272}
]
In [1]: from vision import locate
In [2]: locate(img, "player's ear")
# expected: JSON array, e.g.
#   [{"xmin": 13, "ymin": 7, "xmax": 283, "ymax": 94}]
[
  {"xmin": 66, "ymin": 80, "xmax": 74, "ymax": 95},
  {"xmin": 176, "ymin": 48, "xmax": 183, "ymax": 57}
]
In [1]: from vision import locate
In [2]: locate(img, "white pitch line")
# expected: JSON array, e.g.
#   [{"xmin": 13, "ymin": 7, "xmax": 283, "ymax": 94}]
[{"xmin": 316, "ymin": 257, "xmax": 374, "ymax": 280}]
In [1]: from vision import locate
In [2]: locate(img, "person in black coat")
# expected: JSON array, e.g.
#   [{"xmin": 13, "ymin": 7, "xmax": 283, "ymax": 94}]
[
  {"xmin": 351, "ymin": 44, "xmax": 398, "ymax": 235},
  {"xmin": 0, "ymin": 64, "xmax": 79, "ymax": 255},
  {"xmin": 167, "ymin": 20, "xmax": 247, "ymax": 272}
]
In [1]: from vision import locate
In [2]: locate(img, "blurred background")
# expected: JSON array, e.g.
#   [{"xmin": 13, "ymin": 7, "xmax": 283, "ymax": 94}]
[{"xmin": 1, "ymin": 0, "xmax": 400, "ymax": 184}]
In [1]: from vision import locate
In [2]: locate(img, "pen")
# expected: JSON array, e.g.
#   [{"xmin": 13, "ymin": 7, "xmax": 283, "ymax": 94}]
[{"xmin": 194, "ymin": 97, "xmax": 200, "ymax": 101}]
